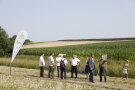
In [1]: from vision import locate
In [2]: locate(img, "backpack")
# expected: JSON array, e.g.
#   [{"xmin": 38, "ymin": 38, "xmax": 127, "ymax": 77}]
[
  {"xmin": 88, "ymin": 58, "xmax": 94, "ymax": 70},
  {"xmin": 60, "ymin": 59, "xmax": 65, "ymax": 68}
]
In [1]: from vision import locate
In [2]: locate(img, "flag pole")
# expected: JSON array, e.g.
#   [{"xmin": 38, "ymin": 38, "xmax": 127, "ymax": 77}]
[{"xmin": 10, "ymin": 62, "xmax": 12, "ymax": 75}]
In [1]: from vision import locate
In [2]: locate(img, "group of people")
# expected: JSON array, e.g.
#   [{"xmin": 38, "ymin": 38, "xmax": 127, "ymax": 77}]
[
  {"xmin": 85, "ymin": 55, "xmax": 107, "ymax": 83},
  {"xmin": 39, "ymin": 53, "xmax": 80, "ymax": 80},
  {"xmin": 39, "ymin": 53, "xmax": 129, "ymax": 83}
]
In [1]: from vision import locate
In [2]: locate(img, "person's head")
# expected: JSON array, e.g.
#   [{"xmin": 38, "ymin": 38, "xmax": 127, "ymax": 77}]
[
  {"xmin": 40, "ymin": 53, "xmax": 44, "ymax": 56},
  {"xmin": 101, "ymin": 55, "xmax": 104, "ymax": 60},
  {"xmin": 125, "ymin": 60, "xmax": 129, "ymax": 64},
  {"xmin": 92, "ymin": 54, "xmax": 94, "ymax": 58},
  {"xmin": 72, "ymin": 54, "xmax": 77, "ymax": 59},
  {"xmin": 89, "ymin": 54, "xmax": 94, "ymax": 58},
  {"xmin": 50, "ymin": 53, "xmax": 54, "ymax": 56},
  {"xmin": 57, "ymin": 53, "xmax": 61, "ymax": 57},
  {"xmin": 63, "ymin": 55, "xmax": 66, "ymax": 58}
]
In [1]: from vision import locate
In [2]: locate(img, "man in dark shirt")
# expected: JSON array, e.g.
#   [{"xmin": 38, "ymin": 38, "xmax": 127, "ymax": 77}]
[
  {"xmin": 99, "ymin": 56, "xmax": 107, "ymax": 82},
  {"xmin": 88, "ymin": 56, "xmax": 95, "ymax": 83}
]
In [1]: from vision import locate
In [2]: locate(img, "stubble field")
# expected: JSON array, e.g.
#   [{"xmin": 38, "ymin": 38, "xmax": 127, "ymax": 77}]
[{"xmin": 0, "ymin": 66, "xmax": 135, "ymax": 90}]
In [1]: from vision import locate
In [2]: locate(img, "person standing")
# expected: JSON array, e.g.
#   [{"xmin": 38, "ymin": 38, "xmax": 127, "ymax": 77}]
[
  {"xmin": 123, "ymin": 60, "xmax": 129, "ymax": 79},
  {"xmin": 56, "ymin": 54, "xmax": 62, "ymax": 78},
  {"xmin": 85, "ymin": 54, "xmax": 95, "ymax": 79},
  {"xmin": 70, "ymin": 55, "xmax": 80, "ymax": 79},
  {"xmin": 48, "ymin": 53, "xmax": 55, "ymax": 79},
  {"xmin": 99, "ymin": 55, "xmax": 107, "ymax": 82},
  {"xmin": 39, "ymin": 53, "xmax": 45, "ymax": 77},
  {"xmin": 60, "ymin": 55, "xmax": 68, "ymax": 80},
  {"xmin": 88, "ymin": 55, "xmax": 95, "ymax": 83},
  {"xmin": 85, "ymin": 58, "xmax": 89, "ymax": 79}
]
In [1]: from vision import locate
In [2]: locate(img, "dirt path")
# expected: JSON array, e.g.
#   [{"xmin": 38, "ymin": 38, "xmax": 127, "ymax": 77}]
[
  {"xmin": 22, "ymin": 41, "xmax": 113, "ymax": 49},
  {"xmin": 0, "ymin": 66, "xmax": 135, "ymax": 90}
]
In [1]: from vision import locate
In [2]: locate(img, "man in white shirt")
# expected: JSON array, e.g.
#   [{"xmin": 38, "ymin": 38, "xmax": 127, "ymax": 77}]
[
  {"xmin": 70, "ymin": 55, "xmax": 80, "ymax": 78},
  {"xmin": 39, "ymin": 53, "xmax": 45, "ymax": 77},
  {"xmin": 60, "ymin": 55, "xmax": 68, "ymax": 79},
  {"xmin": 48, "ymin": 53, "xmax": 55, "ymax": 79},
  {"xmin": 56, "ymin": 54, "xmax": 62, "ymax": 78}
]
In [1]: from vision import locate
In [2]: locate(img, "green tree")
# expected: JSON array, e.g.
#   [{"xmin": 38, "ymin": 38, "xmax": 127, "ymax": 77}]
[{"xmin": 0, "ymin": 26, "xmax": 13, "ymax": 57}]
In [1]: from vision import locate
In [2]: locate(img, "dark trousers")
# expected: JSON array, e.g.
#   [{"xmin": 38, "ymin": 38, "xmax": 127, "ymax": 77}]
[
  {"xmin": 89, "ymin": 70, "xmax": 94, "ymax": 82},
  {"xmin": 71, "ymin": 66, "xmax": 78, "ymax": 78},
  {"xmin": 60, "ymin": 67, "xmax": 66, "ymax": 79},
  {"xmin": 57, "ymin": 66, "xmax": 60, "ymax": 78},
  {"xmin": 40, "ymin": 66, "xmax": 44, "ymax": 77},
  {"xmin": 48, "ymin": 66, "xmax": 54, "ymax": 79},
  {"xmin": 100, "ymin": 67, "xmax": 107, "ymax": 82}
]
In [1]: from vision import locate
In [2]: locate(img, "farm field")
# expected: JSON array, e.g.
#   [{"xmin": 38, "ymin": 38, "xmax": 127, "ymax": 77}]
[
  {"xmin": 22, "ymin": 41, "xmax": 114, "ymax": 49},
  {"xmin": 20, "ymin": 41, "xmax": 135, "ymax": 61},
  {"xmin": 0, "ymin": 66, "xmax": 135, "ymax": 90},
  {"xmin": 1, "ymin": 40, "xmax": 135, "ymax": 89},
  {"xmin": 1, "ymin": 40, "xmax": 135, "ymax": 78}
]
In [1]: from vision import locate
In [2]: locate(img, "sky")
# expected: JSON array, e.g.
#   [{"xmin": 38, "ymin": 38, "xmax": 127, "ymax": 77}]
[{"xmin": 0, "ymin": 0, "xmax": 135, "ymax": 42}]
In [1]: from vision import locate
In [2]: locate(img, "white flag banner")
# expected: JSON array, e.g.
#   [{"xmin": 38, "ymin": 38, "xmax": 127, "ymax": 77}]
[
  {"xmin": 103, "ymin": 54, "xmax": 108, "ymax": 60},
  {"xmin": 11, "ymin": 30, "xmax": 28, "ymax": 63}
]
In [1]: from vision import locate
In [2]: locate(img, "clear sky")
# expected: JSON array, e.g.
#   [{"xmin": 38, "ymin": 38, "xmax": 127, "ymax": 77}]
[{"xmin": 0, "ymin": 0, "xmax": 135, "ymax": 42}]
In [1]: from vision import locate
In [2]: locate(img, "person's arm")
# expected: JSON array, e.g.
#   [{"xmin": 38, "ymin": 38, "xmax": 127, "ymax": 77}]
[
  {"xmin": 41, "ymin": 61, "xmax": 43, "ymax": 66},
  {"xmin": 51, "ymin": 60, "xmax": 54, "ymax": 66},
  {"xmin": 56, "ymin": 58, "xmax": 60, "ymax": 64},
  {"xmin": 40, "ymin": 57, "xmax": 43, "ymax": 66},
  {"xmin": 44, "ymin": 60, "xmax": 45, "ymax": 66},
  {"xmin": 70, "ymin": 59, "xmax": 72, "ymax": 65},
  {"xmin": 42, "ymin": 57, "xmax": 45, "ymax": 66},
  {"xmin": 65, "ymin": 59, "xmax": 68, "ymax": 66},
  {"xmin": 43, "ymin": 58, "xmax": 45, "ymax": 66},
  {"xmin": 85, "ymin": 59, "xmax": 88, "ymax": 65},
  {"xmin": 50, "ymin": 57, "xmax": 55, "ymax": 66},
  {"xmin": 77, "ymin": 58, "xmax": 80, "ymax": 66}
]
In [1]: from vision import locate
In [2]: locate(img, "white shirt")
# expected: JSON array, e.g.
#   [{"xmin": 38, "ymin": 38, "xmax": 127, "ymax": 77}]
[
  {"xmin": 49, "ymin": 56, "xmax": 55, "ymax": 66},
  {"xmin": 61, "ymin": 58, "xmax": 68, "ymax": 66},
  {"xmin": 39, "ymin": 56, "xmax": 45, "ymax": 66},
  {"xmin": 70, "ymin": 58, "xmax": 80, "ymax": 66},
  {"xmin": 123, "ymin": 68, "xmax": 128, "ymax": 74},
  {"xmin": 56, "ymin": 57, "xmax": 62, "ymax": 66}
]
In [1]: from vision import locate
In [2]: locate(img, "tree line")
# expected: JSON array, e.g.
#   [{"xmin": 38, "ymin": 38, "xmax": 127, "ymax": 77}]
[{"xmin": 0, "ymin": 26, "xmax": 31, "ymax": 57}]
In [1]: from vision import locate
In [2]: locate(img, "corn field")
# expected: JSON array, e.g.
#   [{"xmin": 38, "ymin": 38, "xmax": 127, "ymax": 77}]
[{"xmin": 19, "ymin": 41, "xmax": 135, "ymax": 61}]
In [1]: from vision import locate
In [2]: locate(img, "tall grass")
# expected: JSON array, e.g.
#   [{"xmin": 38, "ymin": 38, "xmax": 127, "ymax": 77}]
[{"xmin": 0, "ymin": 55, "xmax": 135, "ymax": 78}]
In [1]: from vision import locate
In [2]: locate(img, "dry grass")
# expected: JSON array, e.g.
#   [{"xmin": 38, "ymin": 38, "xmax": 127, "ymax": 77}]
[
  {"xmin": 22, "ymin": 41, "xmax": 113, "ymax": 49},
  {"xmin": 0, "ymin": 66, "xmax": 135, "ymax": 90}
]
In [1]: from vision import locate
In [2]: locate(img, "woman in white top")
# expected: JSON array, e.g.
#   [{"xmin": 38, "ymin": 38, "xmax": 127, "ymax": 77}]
[
  {"xmin": 39, "ymin": 53, "xmax": 45, "ymax": 77},
  {"xmin": 56, "ymin": 53, "xmax": 62, "ymax": 78},
  {"xmin": 70, "ymin": 55, "xmax": 80, "ymax": 78}
]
